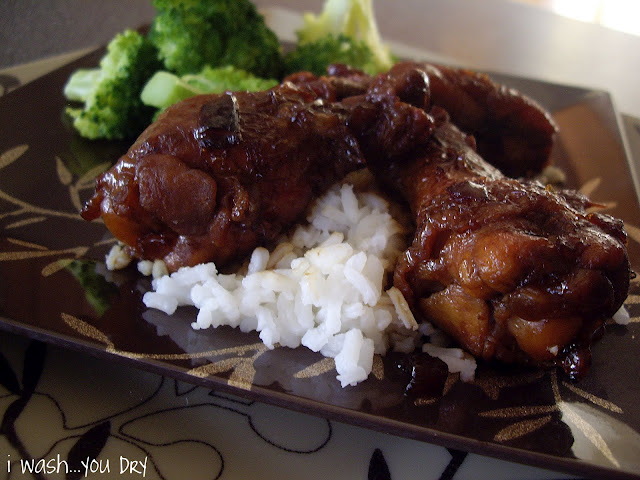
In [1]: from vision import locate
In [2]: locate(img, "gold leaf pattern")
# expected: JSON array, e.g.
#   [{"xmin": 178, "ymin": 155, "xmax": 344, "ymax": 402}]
[
  {"xmin": 0, "ymin": 145, "xmax": 96, "ymax": 229},
  {"xmin": 550, "ymin": 371, "xmax": 622, "ymax": 465},
  {"xmin": 0, "ymin": 144, "xmax": 28, "ymax": 170},
  {"xmin": 624, "ymin": 223, "xmax": 640, "ymax": 245},
  {"xmin": 579, "ymin": 177, "xmax": 601, "ymax": 197},
  {"xmin": 0, "ymin": 188, "xmax": 80, "ymax": 220},
  {"xmin": 474, "ymin": 370, "xmax": 545, "ymax": 400},
  {"xmin": 625, "ymin": 293, "xmax": 640, "ymax": 304},
  {"xmin": 588, "ymin": 200, "xmax": 617, "ymax": 212},
  {"xmin": 550, "ymin": 370, "xmax": 562, "ymax": 402},
  {"xmin": 293, "ymin": 354, "xmax": 385, "ymax": 381},
  {"xmin": 6, "ymin": 237, "xmax": 48, "ymax": 250},
  {"xmin": 550, "ymin": 370, "xmax": 624, "ymax": 415},
  {"xmin": 294, "ymin": 357, "xmax": 335, "ymax": 379},
  {"xmin": 5, "ymin": 216, "xmax": 47, "ymax": 229},
  {"xmin": 480, "ymin": 368, "xmax": 627, "ymax": 464},
  {"xmin": 77, "ymin": 162, "xmax": 110, "ymax": 188},
  {"xmin": 61, "ymin": 312, "xmax": 114, "ymax": 348},
  {"xmin": 561, "ymin": 381, "xmax": 624, "ymax": 414},
  {"xmin": 372, "ymin": 354, "xmax": 384, "ymax": 380},
  {"xmin": 112, "ymin": 342, "xmax": 266, "ymax": 361},
  {"xmin": 187, "ymin": 358, "xmax": 244, "ymax": 378},
  {"xmin": 62, "ymin": 311, "xmax": 270, "ymax": 391},
  {"xmin": 95, "ymin": 237, "xmax": 116, "ymax": 246},
  {"xmin": 559, "ymin": 402, "xmax": 620, "ymax": 467},
  {"xmin": 69, "ymin": 185, "xmax": 82, "ymax": 212},
  {"xmin": 414, "ymin": 397, "xmax": 438, "ymax": 406},
  {"xmin": 494, "ymin": 415, "xmax": 552, "ymax": 442},
  {"xmin": 480, "ymin": 405, "xmax": 557, "ymax": 419},
  {"xmin": 55, "ymin": 156, "xmax": 73, "ymax": 186},
  {"xmin": 41, "ymin": 258, "xmax": 76, "ymax": 277},
  {"xmin": 442, "ymin": 373, "xmax": 458, "ymax": 396},
  {"xmin": 0, "ymin": 246, "xmax": 88, "ymax": 262},
  {"xmin": 229, "ymin": 346, "xmax": 269, "ymax": 390}
]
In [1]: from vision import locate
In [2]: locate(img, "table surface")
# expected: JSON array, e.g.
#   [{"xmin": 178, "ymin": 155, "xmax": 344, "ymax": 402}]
[{"xmin": 1, "ymin": 2, "xmax": 639, "ymax": 479}]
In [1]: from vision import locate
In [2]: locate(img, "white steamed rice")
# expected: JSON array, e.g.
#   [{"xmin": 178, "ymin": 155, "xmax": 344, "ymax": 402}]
[{"xmin": 111, "ymin": 173, "xmax": 479, "ymax": 387}]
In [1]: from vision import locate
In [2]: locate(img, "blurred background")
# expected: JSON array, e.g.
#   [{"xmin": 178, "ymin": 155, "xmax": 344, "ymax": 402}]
[
  {"xmin": 522, "ymin": 0, "xmax": 640, "ymax": 36},
  {"xmin": 1, "ymin": 0, "xmax": 638, "ymax": 70}
]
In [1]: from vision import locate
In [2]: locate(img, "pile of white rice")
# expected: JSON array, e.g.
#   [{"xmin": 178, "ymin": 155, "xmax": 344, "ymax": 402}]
[{"xmin": 110, "ymin": 173, "xmax": 478, "ymax": 387}]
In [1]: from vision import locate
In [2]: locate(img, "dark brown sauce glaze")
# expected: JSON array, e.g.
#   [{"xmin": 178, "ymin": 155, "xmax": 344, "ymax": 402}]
[
  {"xmin": 82, "ymin": 81, "xmax": 366, "ymax": 271},
  {"xmin": 361, "ymin": 100, "xmax": 629, "ymax": 373},
  {"xmin": 393, "ymin": 352, "xmax": 449, "ymax": 398},
  {"xmin": 418, "ymin": 62, "xmax": 558, "ymax": 177}
]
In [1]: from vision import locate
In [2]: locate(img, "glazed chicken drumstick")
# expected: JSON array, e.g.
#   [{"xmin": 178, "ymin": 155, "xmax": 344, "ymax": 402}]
[
  {"xmin": 288, "ymin": 61, "xmax": 558, "ymax": 178},
  {"xmin": 417, "ymin": 62, "xmax": 558, "ymax": 177},
  {"xmin": 347, "ymin": 64, "xmax": 630, "ymax": 378},
  {"xmin": 81, "ymin": 78, "xmax": 366, "ymax": 272}
]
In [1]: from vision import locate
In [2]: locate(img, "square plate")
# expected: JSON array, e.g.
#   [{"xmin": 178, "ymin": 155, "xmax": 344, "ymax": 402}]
[{"xmin": 1, "ymin": 48, "xmax": 640, "ymax": 479}]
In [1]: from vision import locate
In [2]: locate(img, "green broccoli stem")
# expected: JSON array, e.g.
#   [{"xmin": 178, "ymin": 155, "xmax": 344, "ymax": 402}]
[
  {"xmin": 63, "ymin": 69, "xmax": 103, "ymax": 102},
  {"xmin": 141, "ymin": 65, "xmax": 278, "ymax": 113},
  {"xmin": 140, "ymin": 71, "xmax": 200, "ymax": 110}
]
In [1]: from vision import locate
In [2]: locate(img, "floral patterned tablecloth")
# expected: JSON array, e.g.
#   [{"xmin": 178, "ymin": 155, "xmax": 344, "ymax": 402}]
[{"xmin": 1, "ymin": 329, "xmax": 581, "ymax": 480}]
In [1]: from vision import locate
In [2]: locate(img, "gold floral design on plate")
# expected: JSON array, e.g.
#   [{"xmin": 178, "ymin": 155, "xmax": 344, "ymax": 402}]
[{"xmin": 0, "ymin": 144, "xmax": 111, "ymax": 275}]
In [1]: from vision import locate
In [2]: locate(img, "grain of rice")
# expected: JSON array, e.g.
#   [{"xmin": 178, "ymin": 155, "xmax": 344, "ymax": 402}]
[
  {"xmin": 106, "ymin": 243, "xmax": 132, "ymax": 270},
  {"xmin": 613, "ymin": 305, "xmax": 630, "ymax": 325}
]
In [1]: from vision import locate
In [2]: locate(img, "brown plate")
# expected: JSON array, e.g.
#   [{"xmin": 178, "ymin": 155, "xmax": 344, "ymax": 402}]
[{"xmin": 1, "ymin": 48, "xmax": 640, "ymax": 480}]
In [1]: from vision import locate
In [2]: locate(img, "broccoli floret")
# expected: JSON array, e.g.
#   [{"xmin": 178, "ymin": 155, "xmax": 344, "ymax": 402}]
[
  {"xmin": 285, "ymin": 0, "xmax": 394, "ymax": 76},
  {"xmin": 284, "ymin": 34, "xmax": 376, "ymax": 77},
  {"xmin": 140, "ymin": 65, "xmax": 278, "ymax": 113},
  {"xmin": 64, "ymin": 29, "xmax": 161, "ymax": 140},
  {"xmin": 149, "ymin": 0, "xmax": 283, "ymax": 78}
]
